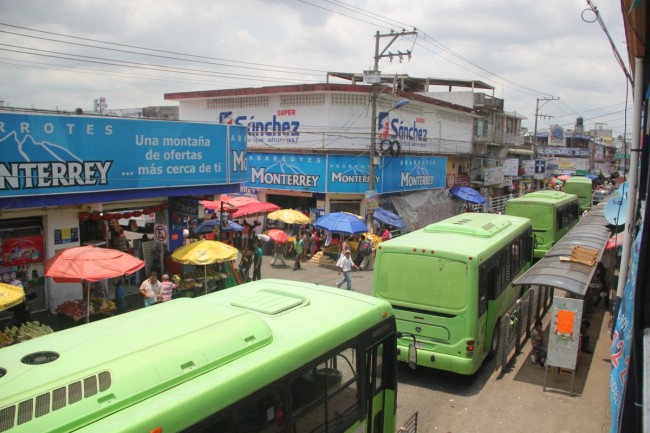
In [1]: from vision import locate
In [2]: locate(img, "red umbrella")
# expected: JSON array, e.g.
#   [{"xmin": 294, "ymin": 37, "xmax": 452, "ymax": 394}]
[
  {"xmin": 45, "ymin": 246, "xmax": 144, "ymax": 283},
  {"xmin": 200, "ymin": 200, "xmax": 237, "ymax": 211},
  {"xmin": 606, "ymin": 233, "xmax": 624, "ymax": 249},
  {"xmin": 232, "ymin": 201, "xmax": 280, "ymax": 218},
  {"xmin": 267, "ymin": 229, "xmax": 289, "ymax": 243},
  {"xmin": 557, "ymin": 175, "xmax": 571, "ymax": 181}
]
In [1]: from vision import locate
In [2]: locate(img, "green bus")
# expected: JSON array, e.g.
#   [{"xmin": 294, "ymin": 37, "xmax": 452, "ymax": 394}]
[
  {"xmin": 505, "ymin": 190, "xmax": 580, "ymax": 259},
  {"xmin": 0, "ymin": 279, "xmax": 397, "ymax": 433},
  {"xmin": 563, "ymin": 176, "xmax": 594, "ymax": 212},
  {"xmin": 371, "ymin": 213, "xmax": 533, "ymax": 375}
]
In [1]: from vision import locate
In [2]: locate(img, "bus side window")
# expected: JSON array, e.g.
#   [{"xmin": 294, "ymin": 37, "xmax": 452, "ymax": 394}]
[{"xmin": 291, "ymin": 348, "xmax": 360, "ymax": 433}]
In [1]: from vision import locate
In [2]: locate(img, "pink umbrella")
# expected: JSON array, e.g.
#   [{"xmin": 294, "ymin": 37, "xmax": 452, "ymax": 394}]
[
  {"xmin": 267, "ymin": 229, "xmax": 289, "ymax": 243},
  {"xmin": 232, "ymin": 201, "xmax": 280, "ymax": 218},
  {"xmin": 606, "ymin": 233, "xmax": 624, "ymax": 249},
  {"xmin": 557, "ymin": 175, "xmax": 571, "ymax": 181}
]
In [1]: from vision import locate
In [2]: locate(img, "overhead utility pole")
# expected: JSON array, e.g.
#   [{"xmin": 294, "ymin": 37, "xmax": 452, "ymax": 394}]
[{"xmin": 367, "ymin": 30, "xmax": 417, "ymax": 192}]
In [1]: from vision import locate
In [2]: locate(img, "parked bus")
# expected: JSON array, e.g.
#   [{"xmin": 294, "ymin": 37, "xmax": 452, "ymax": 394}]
[
  {"xmin": 371, "ymin": 213, "xmax": 533, "ymax": 375},
  {"xmin": 0, "ymin": 279, "xmax": 397, "ymax": 433},
  {"xmin": 505, "ymin": 190, "xmax": 580, "ymax": 259},
  {"xmin": 563, "ymin": 176, "xmax": 594, "ymax": 212}
]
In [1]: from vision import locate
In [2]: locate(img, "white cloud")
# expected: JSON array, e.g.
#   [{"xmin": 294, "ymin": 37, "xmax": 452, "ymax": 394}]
[{"xmin": 0, "ymin": 0, "xmax": 631, "ymax": 137}]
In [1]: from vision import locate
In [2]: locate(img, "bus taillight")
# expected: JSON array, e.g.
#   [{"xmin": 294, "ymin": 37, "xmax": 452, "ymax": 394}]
[{"xmin": 465, "ymin": 340, "xmax": 475, "ymax": 356}]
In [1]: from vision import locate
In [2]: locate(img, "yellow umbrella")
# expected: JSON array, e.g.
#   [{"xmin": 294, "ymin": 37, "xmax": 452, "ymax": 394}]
[
  {"xmin": 171, "ymin": 240, "xmax": 239, "ymax": 294},
  {"xmin": 0, "ymin": 282, "xmax": 25, "ymax": 312},
  {"xmin": 171, "ymin": 240, "xmax": 238, "ymax": 265},
  {"xmin": 267, "ymin": 209, "xmax": 311, "ymax": 225}
]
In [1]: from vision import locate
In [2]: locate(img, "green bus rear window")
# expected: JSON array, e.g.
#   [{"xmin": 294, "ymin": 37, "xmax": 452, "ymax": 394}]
[{"xmin": 375, "ymin": 254, "xmax": 466, "ymax": 310}]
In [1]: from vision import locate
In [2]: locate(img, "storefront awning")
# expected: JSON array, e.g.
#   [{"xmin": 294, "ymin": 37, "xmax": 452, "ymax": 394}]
[
  {"xmin": 513, "ymin": 201, "xmax": 612, "ymax": 296},
  {"xmin": 507, "ymin": 148, "xmax": 534, "ymax": 155}
]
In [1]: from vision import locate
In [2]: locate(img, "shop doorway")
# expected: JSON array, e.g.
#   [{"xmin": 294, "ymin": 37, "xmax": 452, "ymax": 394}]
[
  {"xmin": 266, "ymin": 194, "xmax": 316, "ymax": 215},
  {"xmin": 329, "ymin": 199, "xmax": 362, "ymax": 215}
]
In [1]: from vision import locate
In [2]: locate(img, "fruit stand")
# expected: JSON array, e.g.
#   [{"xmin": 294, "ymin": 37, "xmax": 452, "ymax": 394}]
[
  {"xmin": 56, "ymin": 298, "xmax": 116, "ymax": 328},
  {"xmin": 0, "ymin": 321, "xmax": 55, "ymax": 348},
  {"xmin": 173, "ymin": 265, "xmax": 231, "ymax": 298}
]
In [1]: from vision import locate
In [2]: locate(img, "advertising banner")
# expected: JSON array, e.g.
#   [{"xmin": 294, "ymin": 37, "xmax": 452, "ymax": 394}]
[
  {"xmin": 381, "ymin": 155, "xmax": 447, "ymax": 193},
  {"xmin": 0, "ymin": 112, "xmax": 247, "ymax": 198},
  {"xmin": 1, "ymin": 235, "xmax": 45, "ymax": 266},
  {"xmin": 246, "ymin": 153, "xmax": 326, "ymax": 193}
]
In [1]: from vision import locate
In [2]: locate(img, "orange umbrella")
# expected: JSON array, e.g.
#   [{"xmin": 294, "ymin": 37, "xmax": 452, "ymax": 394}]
[
  {"xmin": 45, "ymin": 246, "xmax": 144, "ymax": 283},
  {"xmin": 221, "ymin": 195, "xmax": 260, "ymax": 207},
  {"xmin": 267, "ymin": 229, "xmax": 289, "ymax": 243},
  {"xmin": 45, "ymin": 246, "xmax": 145, "ymax": 323}
]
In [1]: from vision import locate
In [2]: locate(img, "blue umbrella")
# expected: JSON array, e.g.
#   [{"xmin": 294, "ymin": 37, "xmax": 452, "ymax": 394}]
[
  {"xmin": 449, "ymin": 186, "xmax": 486, "ymax": 205},
  {"xmin": 373, "ymin": 207, "xmax": 406, "ymax": 229},
  {"xmin": 585, "ymin": 174, "xmax": 599, "ymax": 180},
  {"xmin": 195, "ymin": 219, "xmax": 243, "ymax": 234},
  {"xmin": 314, "ymin": 212, "xmax": 368, "ymax": 234}
]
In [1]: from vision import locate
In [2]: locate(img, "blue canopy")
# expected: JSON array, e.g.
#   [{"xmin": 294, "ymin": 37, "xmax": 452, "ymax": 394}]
[
  {"xmin": 314, "ymin": 212, "xmax": 368, "ymax": 234},
  {"xmin": 195, "ymin": 219, "xmax": 243, "ymax": 234},
  {"xmin": 373, "ymin": 207, "xmax": 406, "ymax": 229},
  {"xmin": 449, "ymin": 186, "xmax": 486, "ymax": 205}
]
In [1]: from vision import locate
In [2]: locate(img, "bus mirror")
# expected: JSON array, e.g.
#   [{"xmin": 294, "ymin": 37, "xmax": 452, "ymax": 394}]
[{"xmin": 408, "ymin": 344, "xmax": 417, "ymax": 369}]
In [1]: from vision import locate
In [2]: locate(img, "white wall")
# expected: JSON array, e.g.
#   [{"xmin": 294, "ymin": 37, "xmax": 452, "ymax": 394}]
[{"xmin": 43, "ymin": 208, "xmax": 86, "ymax": 313}]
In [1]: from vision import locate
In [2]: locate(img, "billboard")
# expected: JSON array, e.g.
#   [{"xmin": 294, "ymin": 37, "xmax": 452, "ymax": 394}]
[{"xmin": 0, "ymin": 112, "xmax": 247, "ymax": 198}]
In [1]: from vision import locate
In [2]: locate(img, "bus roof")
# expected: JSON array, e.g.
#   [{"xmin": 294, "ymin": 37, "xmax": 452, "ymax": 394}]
[
  {"xmin": 0, "ymin": 279, "xmax": 394, "ymax": 433},
  {"xmin": 377, "ymin": 213, "xmax": 531, "ymax": 258},
  {"xmin": 564, "ymin": 176, "xmax": 593, "ymax": 185},
  {"xmin": 507, "ymin": 190, "xmax": 578, "ymax": 205}
]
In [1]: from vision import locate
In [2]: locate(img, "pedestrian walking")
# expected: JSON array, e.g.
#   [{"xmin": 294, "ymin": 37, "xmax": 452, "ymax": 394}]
[
  {"xmin": 357, "ymin": 235, "xmax": 372, "ymax": 270},
  {"xmin": 252, "ymin": 240, "xmax": 263, "ymax": 281},
  {"xmin": 335, "ymin": 250, "xmax": 359, "ymax": 290},
  {"xmin": 270, "ymin": 242, "xmax": 287, "ymax": 266},
  {"xmin": 292, "ymin": 235, "xmax": 304, "ymax": 271}
]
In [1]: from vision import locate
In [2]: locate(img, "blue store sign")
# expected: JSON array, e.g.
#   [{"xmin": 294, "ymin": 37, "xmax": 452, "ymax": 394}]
[
  {"xmin": 381, "ymin": 155, "xmax": 447, "ymax": 192},
  {"xmin": 245, "ymin": 152, "xmax": 447, "ymax": 194},
  {"xmin": 0, "ymin": 112, "xmax": 247, "ymax": 198}
]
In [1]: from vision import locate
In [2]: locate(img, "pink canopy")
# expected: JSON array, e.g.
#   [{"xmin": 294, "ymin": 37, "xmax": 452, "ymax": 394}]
[{"xmin": 45, "ymin": 245, "xmax": 144, "ymax": 283}]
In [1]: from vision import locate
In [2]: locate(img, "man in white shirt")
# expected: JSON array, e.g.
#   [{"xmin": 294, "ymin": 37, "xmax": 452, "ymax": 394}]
[
  {"xmin": 335, "ymin": 250, "xmax": 359, "ymax": 290},
  {"xmin": 139, "ymin": 272, "xmax": 161, "ymax": 307}
]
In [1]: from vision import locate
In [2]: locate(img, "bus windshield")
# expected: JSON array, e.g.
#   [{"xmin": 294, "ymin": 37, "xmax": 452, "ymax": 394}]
[{"xmin": 375, "ymin": 254, "xmax": 467, "ymax": 310}]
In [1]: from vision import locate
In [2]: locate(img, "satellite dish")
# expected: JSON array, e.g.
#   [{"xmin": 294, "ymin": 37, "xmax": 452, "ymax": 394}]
[
  {"xmin": 619, "ymin": 181, "xmax": 629, "ymax": 199},
  {"xmin": 604, "ymin": 196, "xmax": 627, "ymax": 226}
]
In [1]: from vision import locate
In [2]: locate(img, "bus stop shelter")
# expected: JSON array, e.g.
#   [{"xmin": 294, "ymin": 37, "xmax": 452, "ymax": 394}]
[{"xmin": 512, "ymin": 202, "xmax": 613, "ymax": 394}]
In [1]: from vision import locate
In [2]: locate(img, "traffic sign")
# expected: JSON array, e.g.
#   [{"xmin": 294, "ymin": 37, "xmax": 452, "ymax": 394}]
[{"xmin": 154, "ymin": 224, "xmax": 167, "ymax": 242}]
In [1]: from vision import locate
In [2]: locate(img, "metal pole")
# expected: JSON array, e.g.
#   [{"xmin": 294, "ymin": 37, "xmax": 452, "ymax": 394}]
[
  {"xmin": 615, "ymin": 57, "xmax": 642, "ymax": 300},
  {"xmin": 369, "ymin": 86, "xmax": 378, "ymax": 191},
  {"xmin": 368, "ymin": 31, "xmax": 380, "ymax": 192}
]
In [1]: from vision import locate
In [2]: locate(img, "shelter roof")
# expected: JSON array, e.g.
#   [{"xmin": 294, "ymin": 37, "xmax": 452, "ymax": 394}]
[{"xmin": 512, "ymin": 199, "xmax": 612, "ymax": 296}]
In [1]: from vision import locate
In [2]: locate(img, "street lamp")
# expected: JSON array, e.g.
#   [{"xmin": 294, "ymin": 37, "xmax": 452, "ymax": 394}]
[{"xmin": 368, "ymin": 98, "xmax": 410, "ymax": 191}]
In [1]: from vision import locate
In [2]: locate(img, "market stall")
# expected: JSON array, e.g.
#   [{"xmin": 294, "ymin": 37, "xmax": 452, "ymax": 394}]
[{"xmin": 171, "ymin": 240, "xmax": 240, "ymax": 296}]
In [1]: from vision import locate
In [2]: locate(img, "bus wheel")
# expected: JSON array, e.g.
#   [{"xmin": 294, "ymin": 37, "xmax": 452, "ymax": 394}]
[
  {"xmin": 489, "ymin": 320, "xmax": 501, "ymax": 357},
  {"xmin": 129, "ymin": 220, "xmax": 139, "ymax": 232}
]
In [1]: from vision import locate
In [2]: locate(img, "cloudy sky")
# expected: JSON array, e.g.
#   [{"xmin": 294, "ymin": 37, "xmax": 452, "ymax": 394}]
[{"xmin": 0, "ymin": 0, "xmax": 632, "ymax": 138}]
